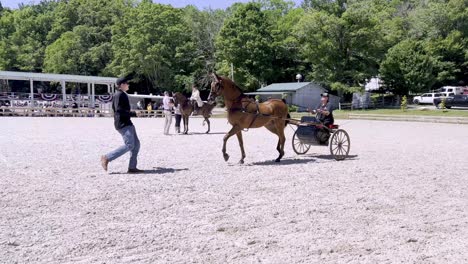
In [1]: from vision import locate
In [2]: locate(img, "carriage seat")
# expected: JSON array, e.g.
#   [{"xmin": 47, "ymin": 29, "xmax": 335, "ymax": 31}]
[{"xmin": 328, "ymin": 124, "xmax": 339, "ymax": 129}]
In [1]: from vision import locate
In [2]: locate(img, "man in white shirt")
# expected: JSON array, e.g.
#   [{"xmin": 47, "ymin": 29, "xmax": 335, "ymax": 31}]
[
  {"xmin": 189, "ymin": 85, "xmax": 203, "ymax": 115},
  {"xmin": 163, "ymin": 91, "xmax": 173, "ymax": 135}
]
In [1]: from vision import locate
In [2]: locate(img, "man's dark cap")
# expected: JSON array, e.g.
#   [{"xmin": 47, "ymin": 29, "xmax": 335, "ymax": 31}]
[
  {"xmin": 116, "ymin": 77, "xmax": 129, "ymax": 86},
  {"xmin": 321, "ymin": 92, "xmax": 329, "ymax": 97}
]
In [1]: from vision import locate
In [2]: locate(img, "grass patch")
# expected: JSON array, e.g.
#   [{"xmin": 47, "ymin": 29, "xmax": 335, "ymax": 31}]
[
  {"xmin": 212, "ymin": 108, "xmax": 468, "ymax": 120},
  {"xmin": 290, "ymin": 108, "xmax": 468, "ymax": 119}
]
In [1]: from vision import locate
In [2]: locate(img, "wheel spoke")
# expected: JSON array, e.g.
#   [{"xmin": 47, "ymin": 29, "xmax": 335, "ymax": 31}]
[{"xmin": 337, "ymin": 147, "xmax": 343, "ymax": 156}]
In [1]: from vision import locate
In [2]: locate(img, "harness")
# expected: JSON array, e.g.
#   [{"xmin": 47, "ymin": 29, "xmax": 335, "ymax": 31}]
[
  {"xmin": 229, "ymin": 94, "xmax": 272, "ymax": 132},
  {"xmin": 213, "ymin": 80, "xmax": 283, "ymax": 131}
]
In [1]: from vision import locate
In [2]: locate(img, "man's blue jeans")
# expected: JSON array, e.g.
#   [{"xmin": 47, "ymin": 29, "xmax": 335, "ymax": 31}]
[{"xmin": 105, "ymin": 125, "xmax": 140, "ymax": 169}]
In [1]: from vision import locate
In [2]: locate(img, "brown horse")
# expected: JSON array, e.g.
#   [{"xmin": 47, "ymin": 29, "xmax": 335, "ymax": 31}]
[
  {"xmin": 208, "ymin": 73, "xmax": 289, "ymax": 163},
  {"xmin": 173, "ymin": 92, "xmax": 215, "ymax": 134}
]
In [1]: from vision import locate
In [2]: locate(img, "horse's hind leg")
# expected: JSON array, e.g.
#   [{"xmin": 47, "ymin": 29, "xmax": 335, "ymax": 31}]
[
  {"xmin": 236, "ymin": 131, "xmax": 246, "ymax": 164},
  {"xmin": 273, "ymin": 120, "xmax": 286, "ymax": 162},
  {"xmin": 223, "ymin": 125, "xmax": 242, "ymax": 162},
  {"xmin": 265, "ymin": 121, "xmax": 283, "ymax": 162}
]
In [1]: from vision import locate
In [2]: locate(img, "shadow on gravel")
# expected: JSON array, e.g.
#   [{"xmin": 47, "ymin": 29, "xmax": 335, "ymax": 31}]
[
  {"xmin": 248, "ymin": 158, "xmax": 317, "ymax": 166},
  {"xmin": 312, "ymin": 154, "xmax": 359, "ymax": 160},
  {"xmin": 110, "ymin": 167, "xmax": 188, "ymax": 175},
  {"xmin": 179, "ymin": 132, "xmax": 226, "ymax": 135}
]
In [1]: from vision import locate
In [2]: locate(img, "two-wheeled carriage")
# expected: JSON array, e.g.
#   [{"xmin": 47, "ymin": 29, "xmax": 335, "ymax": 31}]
[{"xmin": 289, "ymin": 116, "xmax": 350, "ymax": 160}]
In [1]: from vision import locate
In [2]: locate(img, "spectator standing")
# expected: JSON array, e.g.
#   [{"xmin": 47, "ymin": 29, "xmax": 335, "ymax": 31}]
[
  {"xmin": 146, "ymin": 102, "xmax": 152, "ymax": 117},
  {"xmin": 173, "ymin": 93, "xmax": 182, "ymax": 133},
  {"xmin": 163, "ymin": 91, "xmax": 173, "ymax": 135}
]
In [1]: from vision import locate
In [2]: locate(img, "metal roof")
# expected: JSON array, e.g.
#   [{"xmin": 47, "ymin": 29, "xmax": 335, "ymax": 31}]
[
  {"xmin": 128, "ymin": 94, "xmax": 164, "ymax": 99},
  {"xmin": 257, "ymin": 82, "xmax": 311, "ymax": 92},
  {"xmin": 0, "ymin": 71, "xmax": 117, "ymax": 85}
]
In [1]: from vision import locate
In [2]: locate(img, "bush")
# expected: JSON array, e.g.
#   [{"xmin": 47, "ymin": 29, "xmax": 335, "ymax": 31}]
[
  {"xmin": 288, "ymin": 105, "xmax": 298, "ymax": 112},
  {"xmin": 401, "ymin": 95, "xmax": 408, "ymax": 111},
  {"xmin": 439, "ymin": 98, "xmax": 446, "ymax": 110}
]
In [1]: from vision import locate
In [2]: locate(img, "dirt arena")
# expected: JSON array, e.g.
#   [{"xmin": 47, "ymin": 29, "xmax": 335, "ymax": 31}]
[{"xmin": 1, "ymin": 116, "xmax": 467, "ymax": 263}]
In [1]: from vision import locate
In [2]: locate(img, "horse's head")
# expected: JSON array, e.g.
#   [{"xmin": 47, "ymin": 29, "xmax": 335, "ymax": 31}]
[
  {"xmin": 208, "ymin": 73, "xmax": 223, "ymax": 103},
  {"xmin": 172, "ymin": 92, "xmax": 183, "ymax": 107}
]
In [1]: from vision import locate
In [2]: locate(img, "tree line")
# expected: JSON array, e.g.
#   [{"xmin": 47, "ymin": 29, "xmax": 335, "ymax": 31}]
[{"xmin": 0, "ymin": 0, "xmax": 467, "ymax": 95}]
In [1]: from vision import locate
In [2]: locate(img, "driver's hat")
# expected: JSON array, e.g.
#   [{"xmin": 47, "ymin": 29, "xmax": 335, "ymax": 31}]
[{"xmin": 321, "ymin": 92, "xmax": 329, "ymax": 97}]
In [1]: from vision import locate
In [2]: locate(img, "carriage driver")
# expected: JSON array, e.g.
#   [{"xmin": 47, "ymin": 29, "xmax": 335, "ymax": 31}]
[
  {"xmin": 190, "ymin": 84, "xmax": 204, "ymax": 115},
  {"xmin": 309, "ymin": 92, "xmax": 334, "ymax": 145},
  {"xmin": 309, "ymin": 92, "xmax": 334, "ymax": 126}
]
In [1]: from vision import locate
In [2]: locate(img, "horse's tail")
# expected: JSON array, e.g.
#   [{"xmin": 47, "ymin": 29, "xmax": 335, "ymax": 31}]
[{"xmin": 283, "ymin": 99, "xmax": 290, "ymax": 127}]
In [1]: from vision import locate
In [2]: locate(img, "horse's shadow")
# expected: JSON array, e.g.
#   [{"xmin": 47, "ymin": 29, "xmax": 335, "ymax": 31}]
[
  {"xmin": 245, "ymin": 154, "xmax": 358, "ymax": 166},
  {"xmin": 247, "ymin": 158, "xmax": 317, "ymax": 166},
  {"xmin": 310, "ymin": 154, "xmax": 359, "ymax": 160},
  {"xmin": 180, "ymin": 132, "xmax": 226, "ymax": 135},
  {"xmin": 110, "ymin": 167, "xmax": 188, "ymax": 175}
]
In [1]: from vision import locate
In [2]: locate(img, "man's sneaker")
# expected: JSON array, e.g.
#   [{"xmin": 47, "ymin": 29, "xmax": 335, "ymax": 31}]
[
  {"xmin": 101, "ymin": 155, "xmax": 109, "ymax": 171},
  {"xmin": 127, "ymin": 168, "xmax": 144, "ymax": 174}
]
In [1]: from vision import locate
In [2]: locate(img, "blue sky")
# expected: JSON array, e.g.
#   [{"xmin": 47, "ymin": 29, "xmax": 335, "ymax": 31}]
[{"xmin": 2, "ymin": 0, "xmax": 302, "ymax": 9}]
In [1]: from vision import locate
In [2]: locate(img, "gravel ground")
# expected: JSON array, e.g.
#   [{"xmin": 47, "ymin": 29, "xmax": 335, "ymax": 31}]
[{"xmin": 1, "ymin": 117, "xmax": 468, "ymax": 263}]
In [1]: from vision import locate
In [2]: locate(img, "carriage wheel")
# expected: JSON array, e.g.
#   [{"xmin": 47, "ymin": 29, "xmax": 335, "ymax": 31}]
[
  {"xmin": 329, "ymin": 129, "xmax": 350, "ymax": 160},
  {"xmin": 292, "ymin": 130, "xmax": 311, "ymax": 155}
]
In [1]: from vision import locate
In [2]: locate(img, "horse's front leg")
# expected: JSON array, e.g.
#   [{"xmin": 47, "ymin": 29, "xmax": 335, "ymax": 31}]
[
  {"xmin": 185, "ymin": 116, "xmax": 189, "ymax": 134},
  {"xmin": 182, "ymin": 115, "xmax": 188, "ymax": 134},
  {"xmin": 223, "ymin": 125, "xmax": 242, "ymax": 162},
  {"xmin": 236, "ymin": 131, "xmax": 246, "ymax": 164},
  {"xmin": 205, "ymin": 117, "xmax": 210, "ymax": 134}
]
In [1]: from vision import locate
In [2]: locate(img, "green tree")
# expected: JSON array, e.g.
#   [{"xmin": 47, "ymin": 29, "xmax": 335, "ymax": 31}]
[
  {"xmin": 44, "ymin": 31, "xmax": 83, "ymax": 73},
  {"xmin": 295, "ymin": 0, "xmax": 400, "ymax": 93},
  {"xmin": 0, "ymin": 2, "xmax": 56, "ymax": 71},
  {"xmin": 0, "ymin": 8, "xmax": 15, "ymax": 70},
  {"xmin": 380, "ymin": 39, "xmax": 437, "ymax": 95},
  {"xmin": 216, "ymin": 3, "xmax": 274, "ymax": 91},
  {"xmin": 44, "ymin": 0, "xmax": 126, "ymax": 75},
  {"xmin": 259, "ymin": 0, "xmax": 306, "ymax": 83},
  {"xmin": 109, "ymin": 1, "xmax": 195, "ymax": 92},
  {"xmin": 183, "ymin": 6, "xmax": 226, "ymax": 89}
]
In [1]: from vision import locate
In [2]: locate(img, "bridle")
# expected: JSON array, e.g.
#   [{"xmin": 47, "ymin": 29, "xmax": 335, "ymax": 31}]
[
  {"xmin": 212, "ymin": 81, "xmax": 223, "ymax": 96},
  {"xmin": 208, "ymin": 80, "xmax": 223, "ymax": 103}
]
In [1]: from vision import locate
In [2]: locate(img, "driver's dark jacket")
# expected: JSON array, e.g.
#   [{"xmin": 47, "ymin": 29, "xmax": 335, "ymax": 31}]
[{"xmin": 316, "ymin": 103, "xmax": 334, "ymax": 125}]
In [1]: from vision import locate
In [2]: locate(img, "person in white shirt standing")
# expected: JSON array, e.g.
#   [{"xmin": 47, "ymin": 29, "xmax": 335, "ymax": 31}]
[{"xmin": 162, "ymin": 91, "xmax": 173, "ymax": 135}]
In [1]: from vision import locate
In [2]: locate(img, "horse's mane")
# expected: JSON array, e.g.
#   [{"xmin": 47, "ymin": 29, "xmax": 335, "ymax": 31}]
[{"xmin": 220, "ymin": 75, "xmax": 245, "ymax": 97}]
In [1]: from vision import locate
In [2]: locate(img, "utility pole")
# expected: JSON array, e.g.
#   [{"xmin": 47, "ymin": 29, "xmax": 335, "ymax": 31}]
[{"xmin": 230, "ymin": 63, "xmax": 234, "ymax": 82}]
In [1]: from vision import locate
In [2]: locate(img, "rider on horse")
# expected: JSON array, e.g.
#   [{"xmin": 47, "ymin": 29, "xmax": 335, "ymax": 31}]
[{"xmin": 190, "ymin": 84, "xmax": 204, "ymax": 115}]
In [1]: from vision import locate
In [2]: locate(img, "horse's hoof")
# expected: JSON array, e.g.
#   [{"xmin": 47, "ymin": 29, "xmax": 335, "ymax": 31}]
[
  {"xmin": 223, "ymin": 154, "xmax": 230, "ymax": 162},
  {"xmin": 275, "ymin": 158, "xmax": 281, "ymax": 162},
  {"xmin": 239, "ymin": 160, "xmax": 244, "ymax": 164}
]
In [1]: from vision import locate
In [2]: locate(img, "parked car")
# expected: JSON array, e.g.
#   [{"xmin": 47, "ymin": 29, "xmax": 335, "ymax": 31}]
[
  {"xmin": 413, "ymin": 93, "xmax": 442, "ymax": 104},
  {"xmin": 434, "ymin": 95, "xmax": 468, "ymax": 109}
]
